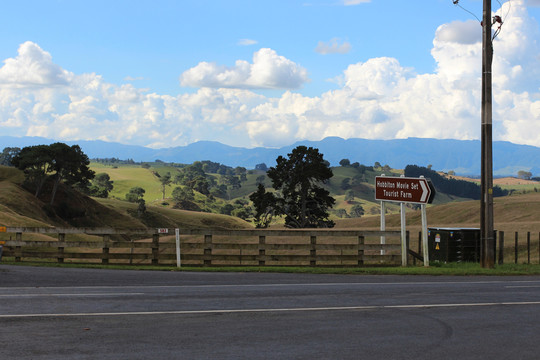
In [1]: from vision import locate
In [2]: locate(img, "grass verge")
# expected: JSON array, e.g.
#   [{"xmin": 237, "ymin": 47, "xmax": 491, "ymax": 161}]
[{"xmin": 2, "ymin": 260, "xmax": 540, "ymax": 276}]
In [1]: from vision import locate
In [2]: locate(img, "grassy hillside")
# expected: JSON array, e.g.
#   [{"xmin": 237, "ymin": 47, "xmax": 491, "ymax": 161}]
[
  {"xmin": 90, "ymin": 161, "xmax": 540, "ymax": 220},
  {"xmin": 0, "ymin": 165, "xmax": 252, "ymax": 237},
  {"xmin": 4, "ymin": 161, "xmax": 540, "ymax": 238},
  {"xmin": 0, "ymin": 166, "xmax": 61, "ymax": 227}
]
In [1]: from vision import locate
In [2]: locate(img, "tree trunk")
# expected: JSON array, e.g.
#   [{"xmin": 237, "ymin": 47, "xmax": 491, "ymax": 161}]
[
  {"xmin": 34, "ymin": 177, "xmax": 46, "ymax": 198},
  {"xmin": 300, "ymin": 187, "xmax": 308, "ymax": 228},
  {"xmin": 49, "ymin": 175, "xmax": 62, "ymax": 206}
]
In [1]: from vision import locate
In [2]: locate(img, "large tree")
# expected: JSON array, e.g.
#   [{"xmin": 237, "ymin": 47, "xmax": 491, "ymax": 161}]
[
  {"xmin": 48, "ymin": 143, "xmax": 95, "ymax": 205},
  {"xmin": 250, "ymin": 183, "xmax": 276, "ymax": 228},
  {"xmin": 159, "ymin": 172, "xmax": 172, "ymax": 199},
  {"xmin": 11, "ymin": 145, "xmax": 54, "ymax": 197},
  {"xmin": 12, "ymin": 143, "xmax": 95, "ymax": 204},
  {"xmin": 251, "ymin": 146, "xmax": 335, "ymax": 228},
  {"xmin": 126, "ymin": 187, "xmax": 146, "ymax": 216},
  {"xmin": 89, "ymin": 173, "xmax": 114, "ymax": 198}
]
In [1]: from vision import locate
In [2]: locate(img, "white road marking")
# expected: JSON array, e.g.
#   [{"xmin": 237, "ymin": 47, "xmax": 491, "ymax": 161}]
[
  {"xmin": 505, "ymin": 285, "xmax": 540, "ymax": 288},
  {"xmin": 2, "ymin": 301, "xmax": 540, "ymax": 318},
  {"xmin": 0, "ymin": 293, "xmax": 144, "ymax": 298}
]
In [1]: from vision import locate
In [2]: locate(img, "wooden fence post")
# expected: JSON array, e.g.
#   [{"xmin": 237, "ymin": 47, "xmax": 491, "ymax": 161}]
[
  {"xmin": 310, "ymin": 235, "xmax": 317, "ymax": 266},
  {"xmin": 129, "ymin": 236, "xmax": 134, "ymax": 265},
  {"xmin": 204, "ymin": 234, "xmax": 212, "ymax": 266},
  {"xmin": 414, "ymin": 231, "xmax": 421, "ymax": 265},
  {"xmin": 15, "ymin": 232, "xmax": 22, "ymax": 262},
  {"xmin": 102, "ymin": 234, "xmax": 110, "ymax": 265},
  {"xmin": 358, "ymin": 235, "xmax": 364, "ymax": 266},
  {"xmin": 152, "ymin": 234, "xmax": 159, "ymax": 265},
  {"xmin": 498, "ymin": 231, "xmax": 504, "ymax": 265},
  {"xmin": 58, "ymin": 233, "xmax": 65, "ymax": 263},
  {"xmin": 406, "ymin": 231, "xmax": 410, "ymax": 265},
  {"xmin": 527, "ymin": 232, "xmax": 531, "ymax": 264},
  {"xmin": 258, "ymin": 235, "xmax": 266, "ymax": 266},
  {"xmin": 515, "ymin": 232, "xmax": 519, "ymax": 264},
  {"xmin": 418, "ymin": 231, "xmax": 422, "ymax": 255}
]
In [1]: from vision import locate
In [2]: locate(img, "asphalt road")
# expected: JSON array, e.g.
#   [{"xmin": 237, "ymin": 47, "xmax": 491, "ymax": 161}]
[{"xmin": 1, "ymin": 265, "xmax": 540, "ymax": 359}]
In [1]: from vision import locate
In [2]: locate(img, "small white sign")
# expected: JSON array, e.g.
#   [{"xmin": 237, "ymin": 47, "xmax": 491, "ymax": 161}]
[{"xmin": 157, "ymin": 228, "xmax": 169, "ymax": 234}]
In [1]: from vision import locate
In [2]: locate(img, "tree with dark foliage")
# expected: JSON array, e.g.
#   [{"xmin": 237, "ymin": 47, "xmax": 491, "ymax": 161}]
[
  {"xmin": 11, "ymin": 145, "xmax": 54, "ymax": 198},
  {"xmin": 89, "ymin": 173, "xmax": 114, "ymax": 198},
  {"xmin": 249, "ymin": 184, "xmax": 276, "ymax": 228},
  {"xmin": 251, "ymin": 146, "xmax": 335, "ymax": 228},
  {"xmin": 159, "ymin": 172, "xmax": 172, "ymax": 199},
  {"xmin": 12, "ymin": 143, "xmax": 95, "ymax": 205},
  {"xmin": 126, "ymin": 187, "xmax": 146, "ymax": 216},
  {"xmin": 48, "ymin": 143, "xmax": 95, "ymax": 205}
]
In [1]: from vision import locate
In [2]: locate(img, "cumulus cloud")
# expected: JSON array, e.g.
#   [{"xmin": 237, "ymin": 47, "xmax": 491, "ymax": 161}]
[
  {"xmin": 315, "ymin": 38, "xmax": 351, "ymax": 54},
  {"xmin": 435, "ymin": 20, "xmax": 481, "ymax": 45},
  {"xmin": 1, "ymin": 1, "xmax": 540, "ymax": 150},
  {"xmin": 179, "ymin": 48, "xmax": 309, "ymax": 89},
  {"xmin": 0, "ymin": 41, "xmax": 72, "ymax": 87}
]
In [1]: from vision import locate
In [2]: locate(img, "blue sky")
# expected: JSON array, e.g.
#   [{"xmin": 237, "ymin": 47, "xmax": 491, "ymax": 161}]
[{"xmin": 1, "ymin": 0, "xmax": 540, "ymax": 149}]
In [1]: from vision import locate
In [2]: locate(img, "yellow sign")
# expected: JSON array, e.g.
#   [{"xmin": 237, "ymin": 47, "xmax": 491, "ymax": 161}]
[
  {"xmin": 435, "ymin": 243, "xmax": 440, "ymax": 250},
  {"xmin": 0, "ymin": 226, "xmax": 6, "ymax": 232}
]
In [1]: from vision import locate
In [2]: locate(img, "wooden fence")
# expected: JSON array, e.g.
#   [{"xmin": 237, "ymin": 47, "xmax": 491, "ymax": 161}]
[
  {"xmin": 497, "ymin": 231, "xmax": 540, "ymax": 265},
  {"xmin": 0, "ymin": 227, "xmax": 404, "ymax": 267}
]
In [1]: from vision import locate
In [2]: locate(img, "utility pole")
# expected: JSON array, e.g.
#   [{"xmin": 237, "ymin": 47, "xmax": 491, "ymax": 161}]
[{"xmin": 481, "ymin": 0, "xmax": 495, "ymax": 268}]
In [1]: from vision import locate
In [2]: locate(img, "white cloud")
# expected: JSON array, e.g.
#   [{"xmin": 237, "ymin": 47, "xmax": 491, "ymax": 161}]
[
  {"xmin": 238, "ymin": 39, "xmax": 258, "ymax": 46},
  {"xmin": 180, "ymin": 48, "xmax": 309, "ymax": 89},
  {"xmin": 315, "ymin": 38, "xmax": 351, "ymax": 54},
  {"xmin": 435, "ymin": 20, "xmax": 481, "ymax": 45},
  {"xmin": 0, "ymin": 41, "xmax": 72, "ymax": 87},
  {"xmin": 342, "ymin": 0, "xmax": 370, "ymax": 5}
]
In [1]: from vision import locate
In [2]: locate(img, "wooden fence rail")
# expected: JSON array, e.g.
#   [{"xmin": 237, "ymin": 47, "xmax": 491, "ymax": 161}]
[{"xmin": 0, "ymin": 227, "xmax": 403, "ymax": 267}]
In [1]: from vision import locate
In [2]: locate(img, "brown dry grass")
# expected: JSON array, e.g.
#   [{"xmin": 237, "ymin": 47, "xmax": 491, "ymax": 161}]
[{"xmin": 443, "ymin": 172, "xmax": 540, "ymax": 186}]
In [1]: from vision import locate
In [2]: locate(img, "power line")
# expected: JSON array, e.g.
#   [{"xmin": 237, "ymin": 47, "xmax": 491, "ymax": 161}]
[{"xmin": 452, "ymin": 0, "xmax": 481, "ymax": 22}]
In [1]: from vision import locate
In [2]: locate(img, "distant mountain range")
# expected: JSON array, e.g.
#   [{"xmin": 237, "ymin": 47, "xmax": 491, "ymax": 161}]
[{"xmin": 1, "ymin": 136, "xmax": 539, "ymax": 176}]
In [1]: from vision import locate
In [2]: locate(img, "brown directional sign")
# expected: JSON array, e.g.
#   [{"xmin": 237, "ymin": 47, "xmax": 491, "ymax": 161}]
[{"xmin": 375, "ymin": 176, "xmax": 435, "ymax": 204}]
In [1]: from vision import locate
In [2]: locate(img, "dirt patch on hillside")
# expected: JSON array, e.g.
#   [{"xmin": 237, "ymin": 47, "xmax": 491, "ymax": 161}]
[
  {"xmin": 493, "ymin": 177, "xmax": 540, "ymax": 186},
  {"xmin": 443, "ymin": 173, "xmax": 540, "ymax": 186}
]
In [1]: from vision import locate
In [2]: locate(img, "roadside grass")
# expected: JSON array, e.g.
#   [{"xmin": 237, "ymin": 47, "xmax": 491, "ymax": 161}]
[{"xmin": 2, "ymin": 260, "xmax": 540, "ymax": 276}]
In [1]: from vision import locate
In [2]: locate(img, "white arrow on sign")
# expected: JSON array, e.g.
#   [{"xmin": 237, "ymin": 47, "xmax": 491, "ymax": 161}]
[{"xmin": 420, "ymin": 180, "xmax": 429, "ymax": 203}]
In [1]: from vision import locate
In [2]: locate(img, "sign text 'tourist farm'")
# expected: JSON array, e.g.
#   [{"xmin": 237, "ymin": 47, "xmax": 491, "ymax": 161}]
[{"xmin": 375, "ymin": 176, "xmax": 435, "ymax": 204}]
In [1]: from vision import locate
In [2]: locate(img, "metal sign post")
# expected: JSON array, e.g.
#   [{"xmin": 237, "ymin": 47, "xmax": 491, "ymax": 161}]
[
  {"xmin": 421, "ymin": 204, "xmax": 429, "ymax": 266},
  {"xmin": 175, "ymin": 228, "xmax": 181, "ymax": 268},
  {"xmin": 380, "ymin": 201, "xmax": 386, "ymax": 256},
  {"xmin": 400, "ymin": 201, "xmax": 407, "ymax": 266}
]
